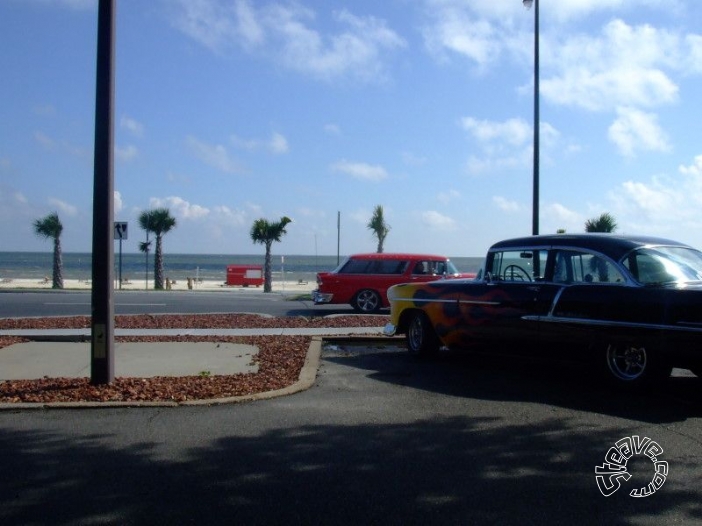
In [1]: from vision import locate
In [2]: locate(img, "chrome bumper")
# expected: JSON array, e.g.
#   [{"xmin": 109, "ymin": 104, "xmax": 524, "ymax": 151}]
[{"xmin": 312, "ymin": 290, "xmax": 333, "ymax": 305}]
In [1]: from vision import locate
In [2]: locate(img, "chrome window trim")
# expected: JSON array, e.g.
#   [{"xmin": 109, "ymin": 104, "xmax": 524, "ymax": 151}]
[
  {"xmin": 486, "ymin": 244, "xmax": 638, "ymax": 286},
  {"xmin": 523, "ymin": 314, "xmax": 702, "ymax": 333}
]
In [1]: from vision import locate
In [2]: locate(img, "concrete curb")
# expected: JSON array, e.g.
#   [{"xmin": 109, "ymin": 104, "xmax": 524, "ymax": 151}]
[{"xmin": 0, "ymin": 335, "xmax": 365, "ymax": 410}]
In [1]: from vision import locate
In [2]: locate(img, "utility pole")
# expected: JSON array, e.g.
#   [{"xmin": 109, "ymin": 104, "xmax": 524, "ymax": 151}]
[{"xmin": 91, "ymin": 0, "xmax": 116, "ymax": 384}]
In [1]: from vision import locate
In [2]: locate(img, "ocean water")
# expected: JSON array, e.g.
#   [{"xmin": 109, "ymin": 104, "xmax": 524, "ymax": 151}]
[{"xmin": 0, "ymin": 252, "xmax": 484, "ymax": 284}]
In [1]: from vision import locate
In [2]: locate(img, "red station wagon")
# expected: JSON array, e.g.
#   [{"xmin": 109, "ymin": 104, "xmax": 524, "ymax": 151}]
[{"xmin": 313, "ymin": 253, "xmax": 473, "ymax": 313}]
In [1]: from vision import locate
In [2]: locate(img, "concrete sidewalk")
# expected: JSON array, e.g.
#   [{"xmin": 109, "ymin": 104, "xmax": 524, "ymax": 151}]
[{"xmin": 0, "ymin": 327, "xmax": 385, "ymax": 381}]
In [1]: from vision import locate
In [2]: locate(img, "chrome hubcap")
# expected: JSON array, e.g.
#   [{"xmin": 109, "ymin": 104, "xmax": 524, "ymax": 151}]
[
  {"xmin": 607, "ymin": 344, "xmax": 647, "ymax": 380},
  {"xmin": 357, "ymin": 291, "xmax": 378, "ymax": 312},
  {"xmin": 408, "ymin": 317, "xmax": 423, "ymax": 351}
]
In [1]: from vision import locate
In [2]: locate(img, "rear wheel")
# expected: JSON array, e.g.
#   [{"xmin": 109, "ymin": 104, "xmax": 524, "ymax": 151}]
[
  {"xmin": 603, "ymin": 342, "xmax": 671, "ymax": 389},
  {"xmin": 352, "ymin": 289, "xmax": 381, "ymax": 313},
  {"xmin": 406, "ymin": 312, "xmax": 440, "ymax": 357}
]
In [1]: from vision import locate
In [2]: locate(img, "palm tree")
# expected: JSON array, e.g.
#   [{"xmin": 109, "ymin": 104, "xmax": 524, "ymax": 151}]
[
  {"xmin": 138, "ymin": 208, "xmax": 176, "ymax": 290},
  {"xmin": 33, "ymin": 212, "xmax": 64, "ymax": 289},
  {"xmin": 585, "ymin": 212, "xmax": 617, "ymax": 281},
  {"xmin": 367, "ymin": 205, "xmax": 390, "ymax": 253},
  {"xmin": 585, "ymin": 212, "xmax": 618, "ymax": 233},
  {"xmin": 250, "ymin": 216, "xmax": 292, "ymax": 293}
]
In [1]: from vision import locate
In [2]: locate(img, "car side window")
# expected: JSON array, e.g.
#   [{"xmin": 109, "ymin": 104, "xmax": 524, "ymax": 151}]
[
  {"xmin": 432, "ymin": 260, "xmax": 448, "ymax": 275},
  {"xmin": 338, "ymin": 259, "xmax": 408, "ymax": 274},
  {"xmin": 489, "ymin": 250, "xmax": 547, "ymax": 281},
  {"xmin": 339, "ymin": 259, "xmax": 371, "ymax": 273},
  {"xmin": 623, "ymin": 253, "xmax": 672, "ymax": 284},
  {"xmin": 412, "ymin": 261, "xmax": 428, "ymax": 275},
  {"xmin": 551, "ymin": 250, "xmax": 625, "ymax": 284},
  {"xmin": 372, "ymin": 260, "xmax": 408, "ymax": 274}
]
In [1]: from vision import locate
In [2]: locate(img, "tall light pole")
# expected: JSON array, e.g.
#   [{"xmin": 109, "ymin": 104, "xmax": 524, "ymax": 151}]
[
  {"xmin": 91, "ymin": 0, "xmax": 116, "ymax": 384},
  {"xmin": 523, "ymin": 0, "xmax": 539, "ymax": 235}
]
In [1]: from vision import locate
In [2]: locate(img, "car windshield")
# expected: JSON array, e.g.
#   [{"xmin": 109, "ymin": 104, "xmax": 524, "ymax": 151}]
[
  {"xmin": 445, "ymin": 260, "xmax": 459, "ymax": 275},
  {"xmin": 623, "ymin": 246, "xmax": 702, "ymax": 285}
]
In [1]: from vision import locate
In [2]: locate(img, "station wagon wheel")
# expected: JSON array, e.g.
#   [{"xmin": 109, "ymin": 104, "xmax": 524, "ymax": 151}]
[
  {"xmin": 406, "ymin": 311, "xmax": 440, "ymax": 357},
  {"xmin": 604, "ymin": 342, "xmax": 671, "ymax": 389},
  {"xmin": 352, "ymin": 289, "xmax": 381, "ymax": 313},
  {"xmin": 503, "ymin": 264, "xmax": 531, "ymax": 281}
]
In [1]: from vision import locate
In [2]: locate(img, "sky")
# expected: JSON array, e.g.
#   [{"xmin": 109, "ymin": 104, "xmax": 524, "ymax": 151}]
[{"xmin": 1, "ymin": 0, "xmax": 702, "ymax": 258}]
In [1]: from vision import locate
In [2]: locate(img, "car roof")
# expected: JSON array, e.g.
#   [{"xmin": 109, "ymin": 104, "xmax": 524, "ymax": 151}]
[
  {"xmin": 348, "ymin": 253, "xmax": 449, "ymax": 260},
  {"xmin": 489, "ymin": 234, "xmax": 692, "ymax": 261}
]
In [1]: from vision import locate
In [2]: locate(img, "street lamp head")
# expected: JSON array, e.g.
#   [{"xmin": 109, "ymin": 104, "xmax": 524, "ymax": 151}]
[{"xmin": 523, "ymin": 0, "xmax": 533, "ymax": 9}]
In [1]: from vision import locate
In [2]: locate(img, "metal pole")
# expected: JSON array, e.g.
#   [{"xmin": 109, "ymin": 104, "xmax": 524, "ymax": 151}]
[
  {"xmin": 532, "ymin": 0, "xmax": 540, "ymax": 235},
  {"xmin": 144, "ymin": 230, "xmax": 149, "ymax": 290},
  {"xmin": 337, "ymin": 211, "xmax": 340, "ymax": 265},
  {"xmin": 90, "ymin": 0, "xmax": 116, "ymax": 385},
  {"xmin": 118, "ymin": 237, "xmax": 122, "ymax": 289}
]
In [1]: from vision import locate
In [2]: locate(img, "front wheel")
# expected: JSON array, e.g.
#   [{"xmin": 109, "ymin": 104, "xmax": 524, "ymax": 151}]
[
  {"xmin": 352, "ymin": 289, "xmax": 381, "ymax": 313},
  {"xmin": 406, "ymin": 312, "xmax": 440, "ymax": 357},
  {"xmin": 603, "ymin": 342, "xmax": 671, "ymax": 389}
]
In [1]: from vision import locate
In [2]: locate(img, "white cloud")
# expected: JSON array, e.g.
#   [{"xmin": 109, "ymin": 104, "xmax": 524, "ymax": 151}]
[
  {"xmin": 34, "ymin": 131, "xmax": 56, "ymax": 150},
  {"xmin": 116, "ymin": 145, "xmax": 139, "ymax": 162},
  {"xmin": 114, "ymin": 190, "xmax": 123, "ymax": 214},
  {"xmin": 212, "ymin": 205, "xmax": 247, "ymax": 226},
  {"xmin": 48, "ymin": 197, "xmax": 78, "ymax": 217},
  {"xmin": 605, "ymin": 169, "xmax": 701, "ymax": 233},
  {"xmin": 465, "ymin": 154, "xmax": 527, "ymax": 176},
  {"xmin": 187, "ymin": 135, "xmax": 243, "ymax": 174},
  {"xmin": 461, "ymin": 117, "xmax": 531, "ymax": 146},
  {"xmin": 542, "ymin": 20, "xmax": 682, "ymax": 112},
  {"xmin": 422, "ymin": 2, "xmax": 501, "ymax": 67},
  {"xmin": 149, "ymin": 196, "xmax": 210, "ymax": 220},
  {"xmin": 679, "ymin": 155, "xmax": 702, "ymax": 176},
  {"xmin": 687, "ymin": 34, "xmax": 702, "ymax": 74},
  {"xmin": 169, "ymin": 1, "xmax": 405, "ymax": 82},
  {"xmin": 461, "ymin": 117, "xmax": 538, "ymax": 175},
  {"xmin": 607, "ymin": 106, "xmax": 670, "ymax": 157},
  {"xmin": 169, "ymin": 0, "xmax": 264, "ymax": 53},
  {"xmin": 621, "ymin": 180, "xmax": 678, "ymax": 213},
  {"xmin": 546, "ymin": 202, "xmax": 581, "ymax": 222},
  {"xmin": 268, "ymin": 132, "xmax": 289, "ymax": 154},
  {"xmin": 324, "ymin": 123, "xmax": 341, "ymax": 135},
  {"xmin": 231, "ymin": 132, "xmax": 289, "ymax": 154},
  {"xmin": 120, "ymin": 116, "xmax": 144, "ymax": 137},
  {"xmin": 437, "ymin": 189, "xmax": 460, "ymax": 204},
  {"xmin": 493, "ymin": 196, "xmax": 521, "ymax": 212},
  {"xmin": 421, "ymin": 210, "xmax": 457, "ymax": 230},
  {"xmin": 401, "ymin": 151, "xmax": 427, "ymax": 167},
  {"xmin": 331, "ymin": 160, "xmax": 388, "ymax": 181},
  {"xmin": 270, "ymin": 7, "xmax": 406, "ymax": 82},
  {"xmin": 28, "ymin": 0, "xmax": 96, "ymax": 10}
]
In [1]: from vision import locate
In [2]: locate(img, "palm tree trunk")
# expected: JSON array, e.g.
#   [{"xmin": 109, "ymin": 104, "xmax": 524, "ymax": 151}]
[
  {"xmin": 53, "ymin": 237, "xmax": 63, "ymax": 289},
  {"xmin": 154, "ymin": 235, "xmax": 164, "ymax": 289},
  {"xmin": 263, "ymin": 242, "xmax": 273, "ymax": 293}
]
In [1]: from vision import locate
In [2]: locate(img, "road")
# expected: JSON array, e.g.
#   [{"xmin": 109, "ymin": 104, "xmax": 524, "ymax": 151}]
[
  {"xmin": 0, "ymin": 289, "xmax": 353, "ymax": 318},
  {"xmin": 1, "ymin": 342, "xmax": 701, "ymax": 525}
]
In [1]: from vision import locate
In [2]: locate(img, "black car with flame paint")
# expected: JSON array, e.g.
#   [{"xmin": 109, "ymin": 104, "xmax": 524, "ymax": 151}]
[{"xmin": 384, "ymin": 234, "xmax": 702, "ymax": 388}]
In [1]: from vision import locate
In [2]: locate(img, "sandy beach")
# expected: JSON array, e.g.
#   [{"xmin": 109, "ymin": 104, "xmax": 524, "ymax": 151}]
[{"xmin": 0, "ymin": 277, "xmax": 317, "ymax": 293}]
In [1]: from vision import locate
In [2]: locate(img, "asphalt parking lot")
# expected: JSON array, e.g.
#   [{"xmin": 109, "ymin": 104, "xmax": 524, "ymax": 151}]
[{"xmin": 1, "ymin": 340, "xmax": 700, "ymax": 525}]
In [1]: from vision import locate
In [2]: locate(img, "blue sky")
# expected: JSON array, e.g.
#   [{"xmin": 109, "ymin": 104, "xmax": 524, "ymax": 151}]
[{"xmin": 1, "ymin": 0, "xmax": 702, "ymax": 257}]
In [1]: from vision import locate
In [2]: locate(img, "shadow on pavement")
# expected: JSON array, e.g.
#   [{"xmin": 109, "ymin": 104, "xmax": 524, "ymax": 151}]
[
  {"xmin": 1, "ymin": 412, "xmax": 701, "ymax": 525},
  {"xmin": 323, "ymin": 341, "xmax": 702, "ymax": 424}
]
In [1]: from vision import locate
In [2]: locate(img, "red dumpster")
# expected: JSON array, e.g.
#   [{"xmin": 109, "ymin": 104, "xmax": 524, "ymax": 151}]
[{"xmin": 226, "ymin": 265, "xmax": 264, "ymax": 287}]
